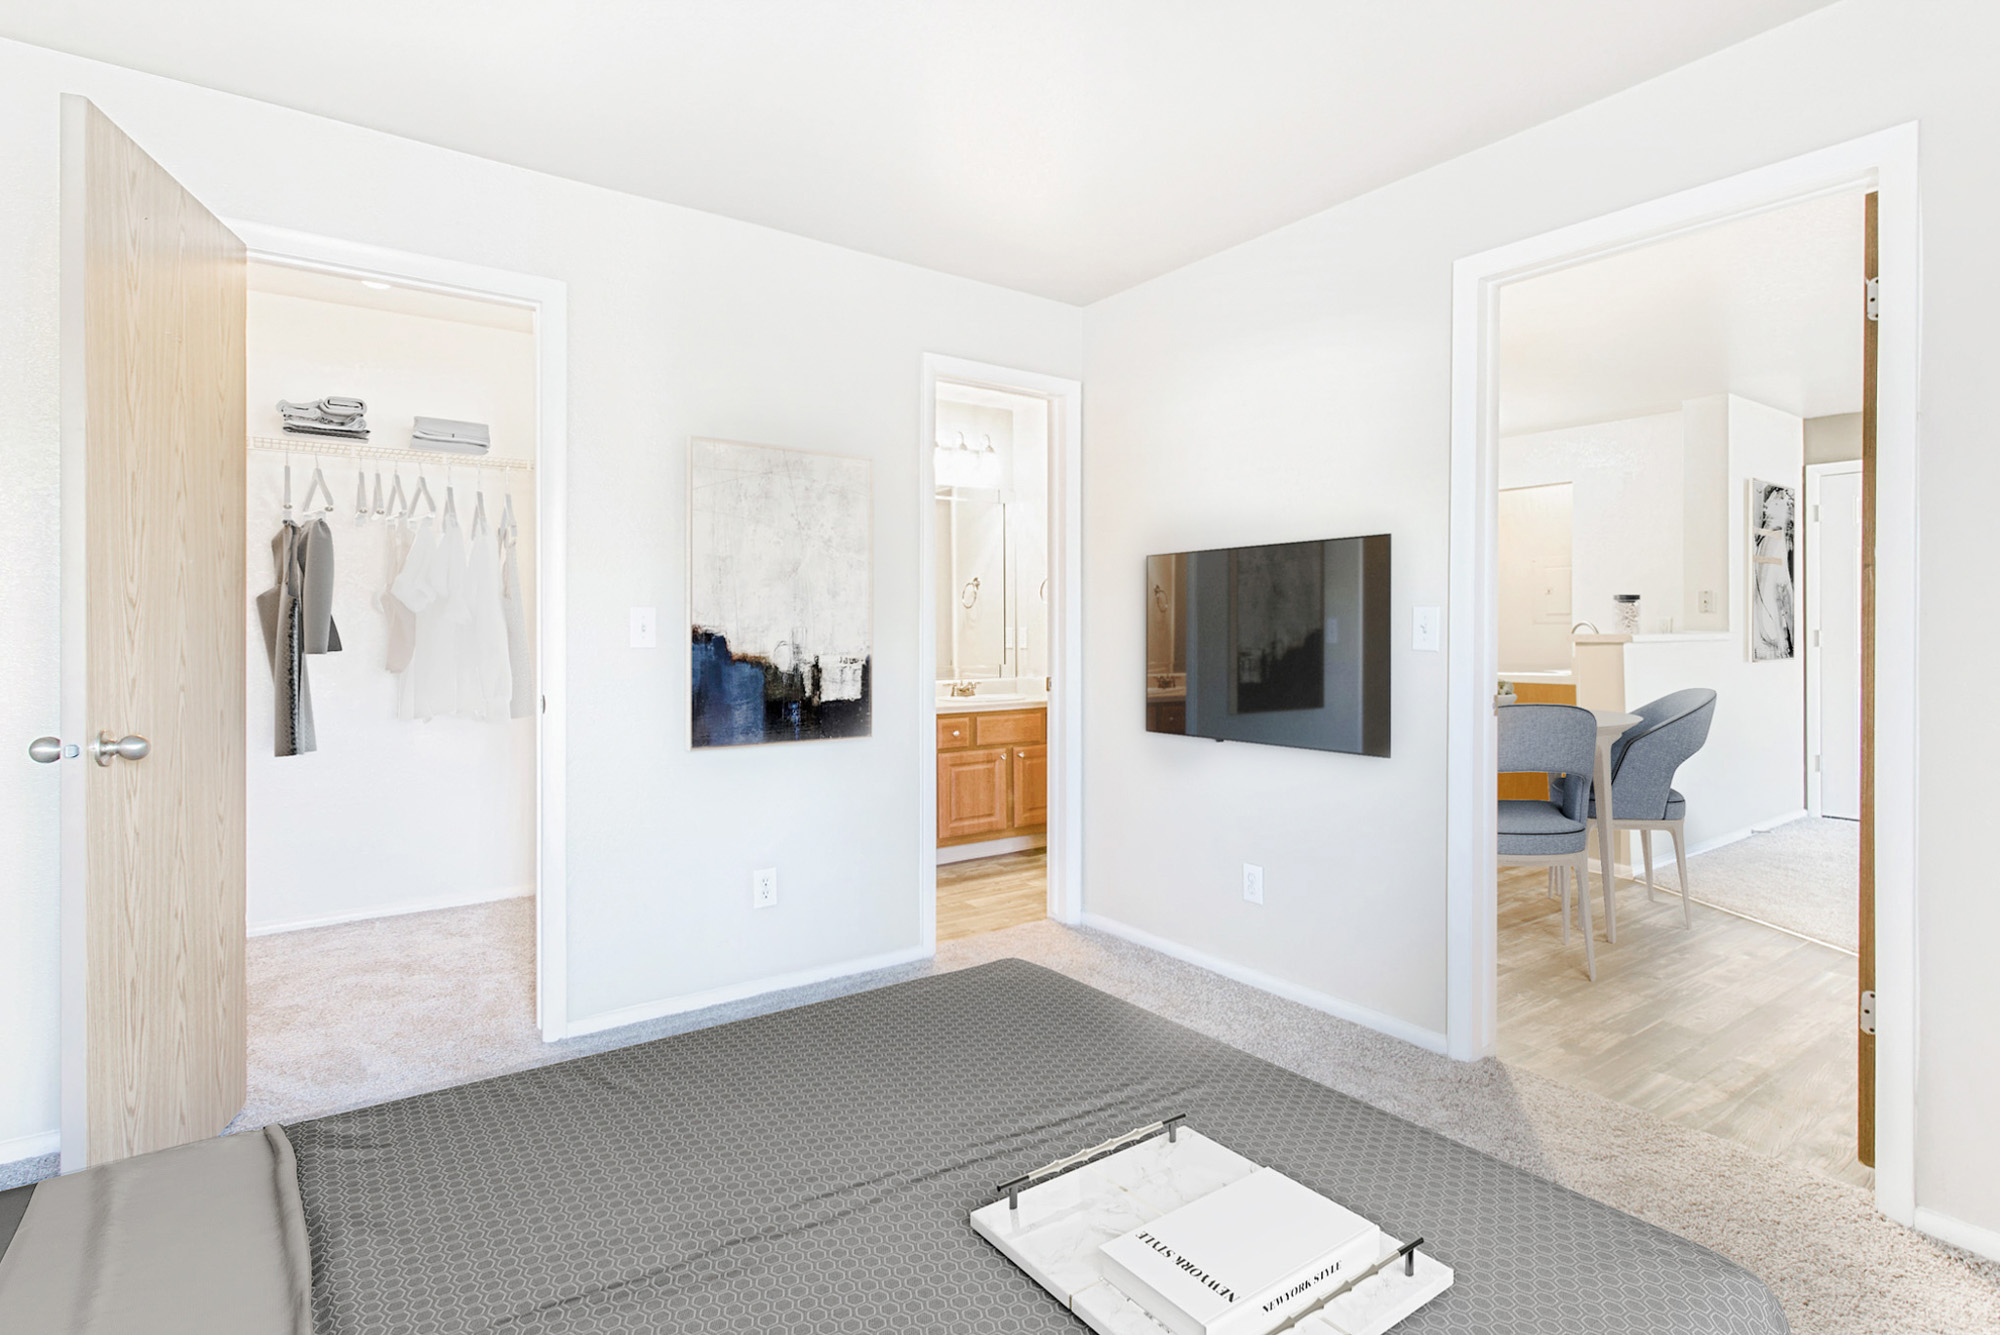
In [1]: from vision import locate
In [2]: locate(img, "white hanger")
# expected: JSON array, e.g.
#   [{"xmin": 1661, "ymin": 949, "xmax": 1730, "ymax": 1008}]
[
  {"xmin": 371, "ymin": 470, "xmax": 385, "ymax": 517},
  {"xmin": 300, "ymin": 452, "xmax": 336, "ymax": 516},
  {"xmin": 354, "ymin": 469, "xmax": 370, "ymax": 523},
  {"xmin": 386, "ymin": 468, "xmax": 409, "ymax": 520},
  {"xmin": 409, "ymin": 467, "xmax": 438, "ymax": 518}
]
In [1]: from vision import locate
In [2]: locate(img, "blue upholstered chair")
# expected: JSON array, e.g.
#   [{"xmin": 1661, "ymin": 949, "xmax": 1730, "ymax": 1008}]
[
  {"xmin": 1586, "ymin": 688, "xmax": 1717, "ymax": 929},
  {"xmin": 1499, "ymin": 702, "xmax": 1599, "ymax": 980}
]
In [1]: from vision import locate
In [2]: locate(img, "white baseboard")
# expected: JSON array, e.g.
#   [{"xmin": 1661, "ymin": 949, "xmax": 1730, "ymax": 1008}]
[
  {"xmin": 1914, "ymin": 1206, "xmax": 2000, "ymax": 1263},
  {"xmin": 937, "ymin": 834, "xmax": 1046, "ymax": 866},
  {"xmin": 1078, "ymin": 913, "xmax": 1449, "ymax": 1055},
  {"xmin": 1686, "ymin": 808, "xmax": 1811, "ymax": 859},
  {"xmin": 248, "ymin": 882, "xmax": 534, "ymax": 937},
  {"xmin": 0, "ymin": 1129, "xmax": 59, "ymax": 1165},
  {"xmin": 563, "ymin": 944, "xmax": 934, "ymax": 1039}
]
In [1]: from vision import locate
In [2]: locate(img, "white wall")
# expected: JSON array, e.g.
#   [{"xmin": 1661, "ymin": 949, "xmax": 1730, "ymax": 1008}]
[
  {"xmin": 0, "ymin": 39, "xmax": 1081, "ymax": 1157},
  {"xmin": 244, "ymin": 289, "xmax": 538, "ymax": 932},
  {"xmin": 1080, "ymin": 0, "xmax": 2000, "ymax": 1237},
  {"xmin": 1805, "ymin": 410, "xmax": 1864, "ymax": 464},
  {"xmin": 1618, "ymin": 396, "xmax": 1806, "ymax": 851},
  {"xmin": 1500, "ymin": 411, "xmax": 1687, "ymax": 634}
]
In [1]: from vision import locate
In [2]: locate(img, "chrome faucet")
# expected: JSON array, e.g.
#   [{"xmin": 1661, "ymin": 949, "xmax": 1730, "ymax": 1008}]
[{"xmin": 1570, "ymin": 621, "xmax": 1600, "ymax": 635}]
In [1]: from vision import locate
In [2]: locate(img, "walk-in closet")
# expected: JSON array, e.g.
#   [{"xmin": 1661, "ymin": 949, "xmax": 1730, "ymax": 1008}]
[{"xmin": 242, "ymin": 260, "xmax": 541, "ymax": 1104}]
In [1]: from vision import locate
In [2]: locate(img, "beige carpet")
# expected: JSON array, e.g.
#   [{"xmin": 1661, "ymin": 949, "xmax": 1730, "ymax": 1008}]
[
  {"xmin": 14, "ymin": 898, "xmax": 2000, "ymax": 1332},
  {"xmin": 1680, "ymin": 817, "xmax": 1861, "ymax": 952}
]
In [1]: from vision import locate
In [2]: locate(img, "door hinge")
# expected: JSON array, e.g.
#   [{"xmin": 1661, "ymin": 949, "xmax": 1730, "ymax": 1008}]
[
  {"xmin": 1814, "ymin": 754, "xmax": 1822, "ymax": 772},
  {"xmin": 1859, "ymin": 989, "xmax": 1877, "ymax": 1036},
  {"xmin": 1865, "ymin": 276, "xmax": 1881, "ymax": 322}
]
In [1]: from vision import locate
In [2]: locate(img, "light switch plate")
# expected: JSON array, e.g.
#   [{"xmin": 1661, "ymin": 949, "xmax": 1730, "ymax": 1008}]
[
  {"xmin": 1412, "ymin": 606, "xmax": 1441, "ymax": 652},
  {"xmin": 629, "ymin": 606, "xmax": 658, "ymax": 649}
]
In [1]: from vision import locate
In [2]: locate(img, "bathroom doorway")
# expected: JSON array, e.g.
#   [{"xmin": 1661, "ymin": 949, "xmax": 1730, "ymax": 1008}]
[{"xmin": 919, "ymin": 357, "xmax": 1082, "ymax": 946}]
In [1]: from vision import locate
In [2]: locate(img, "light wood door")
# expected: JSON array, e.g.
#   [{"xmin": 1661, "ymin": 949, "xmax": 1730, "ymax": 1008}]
[
  {"xmin": 1857, "ymin": 190, "xmax": 1878, "ymax": 1168},
  {"xmin": 1810, "ymin": 467, "xmax": 1863, "ymax": 820},
  {"xmin": 1011, "ymin": 744, "xmax": 1048, "ymax": 829},
  {"xmin": 938, "ymin": 748, "xmax": 1009, "ymax": 840},
  {"xmin": 61, "ymin": 97, "xmax": 247, "ymax": 1167}
]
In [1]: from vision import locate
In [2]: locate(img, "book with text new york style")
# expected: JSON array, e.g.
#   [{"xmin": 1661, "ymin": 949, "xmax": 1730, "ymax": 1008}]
[{"xmin": 1098, "ymin": 1166, "xmax": 1382, "ymax": 1335}]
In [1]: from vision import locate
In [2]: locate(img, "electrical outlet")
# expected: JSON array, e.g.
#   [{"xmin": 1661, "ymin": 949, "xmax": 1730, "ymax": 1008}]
[
  {"xmin": 629, "ymin": 606, "xmax": 658, "ymax": 648},
  {"xmin": 1242, "ymin": 863, "xmax": 1264, "ymax": 905},
  {"xmin": 1699, "ymin": 590, "xmax": 1714, "ymax": 615},
  {"xmin": 753, "ymin": 867, "xmax": 778, "ymax": 909}
]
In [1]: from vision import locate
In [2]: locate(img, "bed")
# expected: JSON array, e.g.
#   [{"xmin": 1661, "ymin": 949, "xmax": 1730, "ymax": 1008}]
[{"xmin": 0, "ymin": 958, "xmax": 1789, "ymax": 1333}]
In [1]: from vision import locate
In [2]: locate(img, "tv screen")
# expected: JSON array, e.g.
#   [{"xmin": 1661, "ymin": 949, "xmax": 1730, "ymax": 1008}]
[{"xmin": 1146, "ymin": 534, "xmax": 1390, "ymax": 756}]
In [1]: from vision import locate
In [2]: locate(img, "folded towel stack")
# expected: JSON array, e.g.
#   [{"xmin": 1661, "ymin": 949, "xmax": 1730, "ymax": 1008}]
[
  {"xmin": 279, "ymin": 397, "xmax": 370, "ymax": 439},
  {"xmin": 411, "ymin": 416, "xmax": 491, "ymax": 455}
]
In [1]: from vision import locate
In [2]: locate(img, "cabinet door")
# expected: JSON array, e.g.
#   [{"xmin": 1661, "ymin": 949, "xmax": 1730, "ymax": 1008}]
[
  {"xmin": 1012, "ymin": 744, "xmax": 1048, "ymax": 829},
  {"xmin": 939, "ymin": 747, "xmax": 1010, "ymax": 840}
]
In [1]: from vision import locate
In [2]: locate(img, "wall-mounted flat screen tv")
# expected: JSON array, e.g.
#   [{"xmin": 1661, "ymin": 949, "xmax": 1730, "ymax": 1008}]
[{"xmin": 1145, "ymin": 535, "xmax": 1390, "ymax": 757}]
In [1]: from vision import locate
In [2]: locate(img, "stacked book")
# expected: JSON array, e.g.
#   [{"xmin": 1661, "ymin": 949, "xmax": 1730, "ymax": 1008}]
[
  {"xmin": 411, "ymin": 416, "xmax": 491, "ymax": 455},
  {"xmin": 279, "ymin": 397, "xmax": 369, "ymax": 439},
  {"xmin": 970, "ymin": 1127, "xmax": 1452, "ymax": 1335}
]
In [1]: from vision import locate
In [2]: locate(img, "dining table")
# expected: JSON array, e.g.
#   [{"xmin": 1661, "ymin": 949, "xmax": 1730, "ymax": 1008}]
[{"xmin": 1589, "ymin": 708, "xmax": 1642, "ymax": 942}]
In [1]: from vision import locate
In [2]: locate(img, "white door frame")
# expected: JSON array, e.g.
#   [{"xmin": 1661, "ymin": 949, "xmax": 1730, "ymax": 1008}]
[
  {"xmin": 1445, "ymin": 124, "xmax": 1921, "ymax": 1223},
  {"xmin": 918, "ymin": 355, "xmax": 1084, "ymax": 945},
  {"xmin": 219, "ymin": 222, "xmax": 571, "ymax": 1040},
  {"xmin": 1805, "ymin": 460, "xmax": 1865, "ymax": 819}
]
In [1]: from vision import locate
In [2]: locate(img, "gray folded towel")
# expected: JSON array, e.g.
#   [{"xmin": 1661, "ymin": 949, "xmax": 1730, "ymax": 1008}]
[
  {"xmin": 410, "ymin": 416, "xmax": 490, "ymax": 454},
  {"xmin": 278, "ymin": 397, "xmax": 367, "ymax": 423}
]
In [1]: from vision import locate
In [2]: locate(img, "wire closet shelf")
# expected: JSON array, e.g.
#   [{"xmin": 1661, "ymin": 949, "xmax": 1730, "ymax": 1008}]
[{"xmin": 247, "ymin": 433, "xmax": 535, "ymax": 473}]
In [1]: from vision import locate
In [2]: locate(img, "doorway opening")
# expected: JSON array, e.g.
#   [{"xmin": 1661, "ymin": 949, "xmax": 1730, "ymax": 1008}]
[
  {"xmin": 1450, "ymin": 125, "xmax": 1920, "ymax": 1221},
  {"xmin": 932, "ymin": 381, "xmax": 1052, "ymax": 939},
  {"xmin": 1490, "ymin": 187, "xmax": 1871, "ymax": 1186},
  {"xmin": 919, "ymin": 357, "xmax": 1083, "ymax": 948},
  {"xmin": 232, "ymin": 241, "xmax": 565, "ymax": 1127}
]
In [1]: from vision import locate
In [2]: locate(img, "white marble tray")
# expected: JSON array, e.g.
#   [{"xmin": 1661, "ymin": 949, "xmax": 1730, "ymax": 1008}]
[{"xmin": 970, "ymin": 1128, "xmax": 1452, "ymax": 1335}]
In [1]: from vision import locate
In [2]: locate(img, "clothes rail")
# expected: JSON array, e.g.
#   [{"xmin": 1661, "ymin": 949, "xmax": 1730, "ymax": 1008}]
[{"xmin": 248, "ymin": 434, "xmax": 534, "ymax": 473}]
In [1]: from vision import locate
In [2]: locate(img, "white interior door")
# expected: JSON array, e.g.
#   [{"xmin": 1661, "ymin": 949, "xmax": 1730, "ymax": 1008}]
[
  {"xmin": 1808, "ymin": 462, "xmax": 1863, "ymax": 820},
  {"xmin": 1497, "ymin": 483, "xmax": 1573, "ymax": 673}
]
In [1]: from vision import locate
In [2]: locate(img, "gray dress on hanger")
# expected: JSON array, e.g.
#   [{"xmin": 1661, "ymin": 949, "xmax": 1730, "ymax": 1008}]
[{"xmin": 256, "ymin": 518, "xmax": 342, "ymax": 756}]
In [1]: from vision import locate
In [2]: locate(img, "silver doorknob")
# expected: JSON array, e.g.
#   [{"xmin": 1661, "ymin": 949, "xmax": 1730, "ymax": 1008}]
[
  {"xmin": 90, "ymin": 732, "xmax": 150, "ymax": 767},
  {"xmin": 28, "ymin": 736, "xmax": 63, "ymax": 764}
]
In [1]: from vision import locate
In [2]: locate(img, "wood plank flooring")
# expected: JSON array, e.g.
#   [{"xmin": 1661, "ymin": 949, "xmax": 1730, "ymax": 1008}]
[
  {"xmin": 937, "ymin": 850, "xmax": 1047, "ymax": 942},
  {"xmin": 1498, "ymin": 866, "xmax": 1870, "ymax": 1188}
]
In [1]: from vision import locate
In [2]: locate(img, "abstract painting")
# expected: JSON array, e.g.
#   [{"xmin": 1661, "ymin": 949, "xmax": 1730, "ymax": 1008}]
[
  {"xmin": 1229, "ymin": 541, "xmax": 1324, "ymax": 714},
  {"xmin": 1749, "ymin": 477, "xmax": 1796, "ymax": 662},
  {"xmin": 690, "ymin": 439, "xmax": 871, "ymax": 746}
]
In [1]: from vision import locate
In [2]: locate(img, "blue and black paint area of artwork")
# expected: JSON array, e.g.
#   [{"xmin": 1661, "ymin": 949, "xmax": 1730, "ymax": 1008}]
[{"xmin": 691, "ymin": 629, "xmax": 872, "ymax": 747}]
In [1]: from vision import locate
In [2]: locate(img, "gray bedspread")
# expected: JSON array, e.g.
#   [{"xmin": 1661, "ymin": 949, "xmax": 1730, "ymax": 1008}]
[
  {"xmin": 0, "ymin": 1125, "xmax": 312, "ymax": 1335},
  {"xmin": 289, "ymin": 958, "xmax": 1787, "ymax": 1334}
]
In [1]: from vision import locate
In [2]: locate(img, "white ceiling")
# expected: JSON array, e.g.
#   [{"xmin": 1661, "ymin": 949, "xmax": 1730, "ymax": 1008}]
[
  {"xmin": 1, "ymin": 1, "xmax": 1834, "ymax": 304},
  {"xmin": 248, "ymin": 260, "xmax": 536, "ymax": 333},
  {"xmin": 1499, "ymin": 189, "xmax": 1867, "ymax": 437}
]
